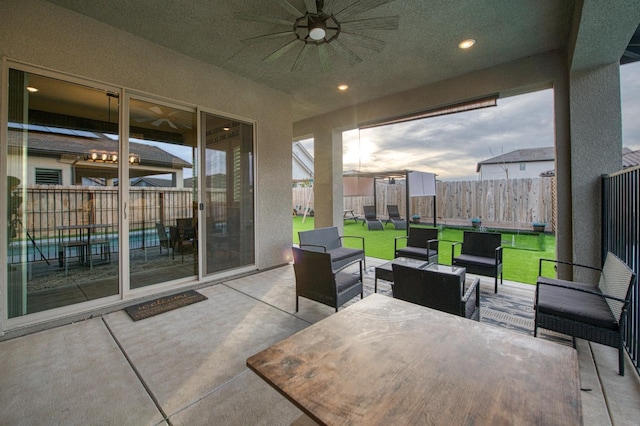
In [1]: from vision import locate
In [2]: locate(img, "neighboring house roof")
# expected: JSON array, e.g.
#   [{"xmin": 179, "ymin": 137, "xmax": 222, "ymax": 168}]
[
  {"xmin": 8, "ymin": 126, "xmax": 191, "ymax": 169},
  {"xmin": 476, "ymin": 147, "xmax": 555, "ymax": 172},
  {"xmin": 539, "ymin": 148, "xmax": 640, "ymax": 177},
  {"xmin": 623, "ymin": 149, "xmax": 640, "ymax": 168}
]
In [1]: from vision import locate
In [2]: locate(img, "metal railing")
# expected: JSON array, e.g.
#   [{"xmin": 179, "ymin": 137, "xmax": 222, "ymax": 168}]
[{"xmin": 602, "ymin": 166, "xmax": 640, "ymax": 374}]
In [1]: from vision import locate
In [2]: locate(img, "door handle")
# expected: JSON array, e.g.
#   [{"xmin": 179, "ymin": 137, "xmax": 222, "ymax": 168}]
[{"xmin": 124, "ymin": 202, "xmax": 127, "ymax": 220}]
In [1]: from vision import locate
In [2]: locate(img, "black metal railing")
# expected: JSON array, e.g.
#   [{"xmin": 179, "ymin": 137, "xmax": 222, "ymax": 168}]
[{"xmin": 602, "ymin": 166, "xmax": 640, "ymax": 374}]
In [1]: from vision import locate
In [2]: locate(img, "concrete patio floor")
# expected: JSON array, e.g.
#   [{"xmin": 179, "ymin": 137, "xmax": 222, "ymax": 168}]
[{"xmin": 1, "ymin": 259, "xmax": 639, "ymax": 425}]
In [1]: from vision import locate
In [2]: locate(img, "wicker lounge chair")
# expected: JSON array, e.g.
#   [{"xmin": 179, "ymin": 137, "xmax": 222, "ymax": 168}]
[
  {"xmin": 385, "ymin": 205, "xmax": 407, "ymax": 229},
  {"xmin": 361, "ymin": 205, "xmax": 384, "ymax": 230}
]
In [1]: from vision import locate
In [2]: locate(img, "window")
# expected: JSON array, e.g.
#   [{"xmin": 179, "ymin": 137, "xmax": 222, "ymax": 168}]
[
  {"xmin": 35, "ymin": 168, "xmax": 62, "ymax": 185},
  {"xmin": 520, "ymin": 163, "xmax": 526, "ymax": 171}
]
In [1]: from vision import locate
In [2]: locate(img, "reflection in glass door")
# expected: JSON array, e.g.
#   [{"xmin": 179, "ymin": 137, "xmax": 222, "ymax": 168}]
[
  {"xmin": 5, "ymin": 68, "xmax": 119, "ymax": 317},
  {"xmin": 128, "ymin": 98, "xmax": 197, "ymax": 288},
  {"xmin": 203, "ymin": 113, "xmax": 254, "ymax": 274}
]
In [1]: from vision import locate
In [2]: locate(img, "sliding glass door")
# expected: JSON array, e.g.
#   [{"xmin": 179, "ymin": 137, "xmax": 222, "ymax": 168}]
[
  {"xmin": 202, "ymin": 113, "xmax": 254, "ymax": 274},
  {"xmin": 5, "ymin": 68, "xmax": 120, "ymax": 317},
  {"xmin": 127, "ymin": 98, "xmax": 198, "ymax": 288}
]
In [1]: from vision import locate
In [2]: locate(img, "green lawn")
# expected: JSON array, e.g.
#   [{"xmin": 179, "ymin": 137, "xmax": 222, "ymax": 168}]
[{"xmin": 293, "ymin": 216, "xmax": 556, "ymax": 285}]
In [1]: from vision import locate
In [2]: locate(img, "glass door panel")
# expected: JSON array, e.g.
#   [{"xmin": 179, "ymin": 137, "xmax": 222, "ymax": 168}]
[
  {"xmin": 5, "ymin": 69, "xmax": 119, "ymax": 317},
  {"xmin": 128, "ymin": 98, "xmax": 197, "ymax": 288},
  {"xmin": 203, "ymin": 113, "xmax": 254, "ymax": 274}
]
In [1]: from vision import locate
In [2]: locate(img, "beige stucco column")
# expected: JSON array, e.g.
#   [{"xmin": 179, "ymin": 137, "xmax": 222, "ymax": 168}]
[
  {"xmin": 565, "ymin": 62, "xmax": 623, "ymax": 282},
  {"xmin": 313, "ymin": 128, "xmax": 344, "ymax": 231}
]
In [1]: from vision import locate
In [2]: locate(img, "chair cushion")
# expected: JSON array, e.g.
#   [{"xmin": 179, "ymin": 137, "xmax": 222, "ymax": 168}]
[
  {"xmin": 453, "ymin": 254, "xmax": 495, "ymax": 267},
  {"xmin": 396, "ymin": 247, "xmax": 436, "ymax": 260},
  {"xmin": 335, "ymin": 271, "xmax": 361, "ymax": 292},
  {"xmin": 537, "ymin": 284, "xmax": 619, "ymax": 330},
  {"xmin": 329, "ymin": 247, "xmax": 364, "ymax": 262}
]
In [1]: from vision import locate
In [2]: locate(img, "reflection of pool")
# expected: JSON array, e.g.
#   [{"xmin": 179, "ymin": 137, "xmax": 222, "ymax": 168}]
[{"xmin": 7, "ymin": 228, "xmax": 161, "ymax": 264}]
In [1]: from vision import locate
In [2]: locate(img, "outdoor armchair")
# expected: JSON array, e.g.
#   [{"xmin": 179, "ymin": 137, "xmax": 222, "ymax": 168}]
[
  {"xmin": 534, "ymin": 252, "xmax": 636, "ymax": 375},
  {"xmin": 451, "ymin": 231, "xmax": 503, "ymax": 293},
  {"xmin": 394, "ymin": 226, "xmax": 438, "ymax": 264},
  {"xmin": 298, "ymin": 226, "xmax": 365, "ymax": 271},
  {"xmin": 292, "ymin": 247, "xmax": 363, "ymax": 312},
  {"xmin": 392, "ymin": 263, "xmax": 480, "ymax": 320},
  {"xmin": 385, "ymin": 205, "xmax": 407, "ymax": 230}
]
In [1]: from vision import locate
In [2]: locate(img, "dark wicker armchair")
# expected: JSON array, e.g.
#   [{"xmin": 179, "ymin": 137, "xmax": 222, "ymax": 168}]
[
  {"xmin": 298, "ymin": 226, "xmax": 365, "ymax": 271},
  {"xmin": 394, "ymin": 226, "xmax": 438, "ymax": 263},
  {"xmin": 451, "ymin": 231, "xmax": 503, "ymax": 293},
  {"xmin": 292, "ymin": 247, "xmax": 363, "ymax": 312},
  {"xmin": 392, "ymin": 263, "xmax": 480, "ymax": 320},
  {"xmin": 534, "ymin": 252, "xmax": 636, "ymax": 375}
]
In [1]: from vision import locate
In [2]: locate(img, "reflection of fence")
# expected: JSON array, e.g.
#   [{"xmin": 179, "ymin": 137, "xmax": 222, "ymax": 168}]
[
  {"xmin": 10, "ymin": 186, "xmax": 213, "ymax": 263},
  {"xmin": 294, "ymin": 177, "xmax": 555, "ymax": 231}
]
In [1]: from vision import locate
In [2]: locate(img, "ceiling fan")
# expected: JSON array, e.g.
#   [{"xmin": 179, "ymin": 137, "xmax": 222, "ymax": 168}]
[
  {"xmin": 235, "ymin": 0, "xmax": 399, "ymax": 72},
  {"xmin": 134, "ymin": 106, "xmax": 192, "ymax": 130}
]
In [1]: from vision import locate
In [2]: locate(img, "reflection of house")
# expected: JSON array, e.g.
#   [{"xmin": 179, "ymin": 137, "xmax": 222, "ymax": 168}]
[
  {"xmin": 8, "ymin": 124, "xmax": 191, "ymax": 187},
  {"xmin": 476, "ymin": 147, "xmax": 555, "ymax": 180},
  {"xmin": 292, "ymin": 141, "xmax": 314, "ymax": 184}
]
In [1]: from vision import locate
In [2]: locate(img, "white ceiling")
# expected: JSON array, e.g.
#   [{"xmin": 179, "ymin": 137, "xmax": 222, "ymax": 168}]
[{"xmin": 41, "ymin": 1, "xmax": 635, "ymax": 122}]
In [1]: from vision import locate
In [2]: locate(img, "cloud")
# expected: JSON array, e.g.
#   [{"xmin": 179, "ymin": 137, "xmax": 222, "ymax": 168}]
[{"xmin": 300, "ymin": 63, "xmax": 640, "ymax": 181}]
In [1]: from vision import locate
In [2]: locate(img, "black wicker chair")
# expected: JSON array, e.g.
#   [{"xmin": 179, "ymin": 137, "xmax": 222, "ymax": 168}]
[
  {"xmin": 451, "ymin": 231, "xmax": 503, "ymax": 293},
  {"xmin": 394, "ymin": 226, "xmax": 438, "ymax": 264},
  {"xmin": 534, "ymin": 252, "xmax": 636, "ymax": 375},
  {"xmin": 292, "ymin": 247, "xmax": 363, "ymax": 312},
  {"xmin": 298, "ymin": 226, "xmax": 365, "ymax": 271},
  {"xmin": 392, "ymin": 263, "xmax": 479, "ymax": 320}
]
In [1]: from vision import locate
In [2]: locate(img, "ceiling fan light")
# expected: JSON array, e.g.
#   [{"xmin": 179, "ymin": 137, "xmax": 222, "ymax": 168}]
[{"xmin": 309, "ymin": 20, "xmax": 326, "ymax": 41}]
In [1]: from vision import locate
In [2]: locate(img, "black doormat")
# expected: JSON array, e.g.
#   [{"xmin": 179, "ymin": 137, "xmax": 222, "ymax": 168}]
[{"xmin": 125, "ymin": 290, "xmax": 207, "ymax": 321}]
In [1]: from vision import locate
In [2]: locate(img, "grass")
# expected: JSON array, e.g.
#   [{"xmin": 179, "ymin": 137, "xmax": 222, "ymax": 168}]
[{"xmin": 293, "ymin": 216, "xmax": 557, "ymax": 285}]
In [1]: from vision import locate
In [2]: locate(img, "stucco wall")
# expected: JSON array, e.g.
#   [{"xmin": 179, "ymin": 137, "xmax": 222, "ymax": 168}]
[{"xmin": 0, "ymin": 0, "xmax": 293, "ymax": 270}]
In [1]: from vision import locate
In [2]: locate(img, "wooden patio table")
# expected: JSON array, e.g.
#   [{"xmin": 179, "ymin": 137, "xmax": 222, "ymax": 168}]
[{"xmin": 247, "ymin": 294, "xmax": 582, "ymax": 425}]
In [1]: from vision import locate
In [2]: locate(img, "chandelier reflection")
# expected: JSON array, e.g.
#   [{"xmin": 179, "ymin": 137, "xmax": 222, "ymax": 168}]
[{"xmin": 85, "ymin": 151, "xmax": 140, "ymax": 164}]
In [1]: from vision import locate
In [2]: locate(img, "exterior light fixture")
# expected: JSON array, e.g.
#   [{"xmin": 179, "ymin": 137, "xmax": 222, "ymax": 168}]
[
  {"xmin": 458, "ymin": 39, "xmax": 476, "ymax": 49},
  {"xmin": 85, "ymin": 151, "xmax": 140, "ymax": 165},
  {"xmin": 338, "ymin": 84, "xmax": 349, "ymax": 91}
]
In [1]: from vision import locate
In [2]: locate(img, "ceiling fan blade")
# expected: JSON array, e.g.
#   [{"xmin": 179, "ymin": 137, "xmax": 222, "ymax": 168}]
[
  {"xmin": 149, "ymin": 106, "xmax": 164, "ymax": 115},
  {"xmin": 317, "ymin": 43, "xmax": 331, "ymax": 72},
  {"xmin": 322, "ymin": 0, "xmax": 339, "ymax": 14},
  {"xmin": 275, "ymin": 0, "xmax": 304, "ymax": 17},
  {"xmin": 339, "ymin": 32, "xmax": 386, "ymax": 52},
  {"xmin": 303, "ymin": 0, "xmax": 318, "ymax": 14},
  {"xmin": 241, "ymin": 31, "xmax": 297, "ymax": 44},
  {"xmin": 234, "ymin": 12, "xmax": 292, "ymax": 27},
  {"xmin": 341, "ymin": 16, "xmax": 400, "ymax": 31},
  {"xmin": 336, "ymin": 0, "xmax": 395, "ymax": 19},
  {"xmin": 263, "ymin": 39, "xmax": 301, "ymax": 63},
  {"xmin": 291, "ymin": 44, "xmax": 313, "ymax": 71},
  {"xmin": 329, "ymin": 40, "xmax": 362, "ymax": 65}
]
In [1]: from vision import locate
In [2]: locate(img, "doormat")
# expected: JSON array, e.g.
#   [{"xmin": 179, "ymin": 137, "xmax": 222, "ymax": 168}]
[{"xmin": 125, "ymin": 290, "xmax": 207, "ymax": 321}]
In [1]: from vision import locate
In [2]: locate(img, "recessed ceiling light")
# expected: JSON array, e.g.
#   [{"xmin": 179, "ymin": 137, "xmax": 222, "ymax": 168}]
[
  {"xmin": 338, "ymin": 84, "xmax": 349, "ymax": 91},
  {"xmin": 458, "ymin": 39, "xmax": 476, "ymax": 49},
  {"xmin": 26, "ymin": 86, "xmax": 38, "ymax": 93}
]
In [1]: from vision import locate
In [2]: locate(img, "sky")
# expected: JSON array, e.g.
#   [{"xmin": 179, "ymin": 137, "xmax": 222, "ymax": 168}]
[{"xmin": 299, "ymin": 60, "xmax": 640, "ymax": 182}]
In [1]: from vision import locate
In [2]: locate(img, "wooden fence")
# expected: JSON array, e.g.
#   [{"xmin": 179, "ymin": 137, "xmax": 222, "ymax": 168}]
[{"xmin": 293, "ymin": 177, "xmax": 555, "ymax": 232}]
